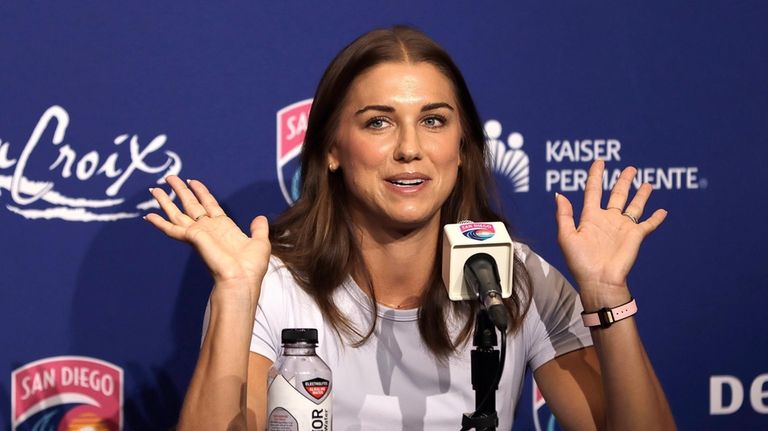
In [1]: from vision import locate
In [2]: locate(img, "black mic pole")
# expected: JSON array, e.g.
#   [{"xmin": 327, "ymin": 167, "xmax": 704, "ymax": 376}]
[{"xmin": 461, "ymin": 309, "xmax": 499, "ymax": 431}]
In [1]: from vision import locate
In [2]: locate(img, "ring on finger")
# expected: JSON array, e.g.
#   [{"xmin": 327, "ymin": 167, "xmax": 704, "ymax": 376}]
[
  {"xmin": 622, "ymin": 212, "xmax": 639, "ymax": 224},
  {"xmin": 606, "ymin": 206, "xmax": 623, "ymax": 212}
]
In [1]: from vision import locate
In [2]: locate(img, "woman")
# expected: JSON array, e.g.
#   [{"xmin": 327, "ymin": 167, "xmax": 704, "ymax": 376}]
[{"xmin": 146, "ymin": 26, "xmax": 675, "ymax": 430}]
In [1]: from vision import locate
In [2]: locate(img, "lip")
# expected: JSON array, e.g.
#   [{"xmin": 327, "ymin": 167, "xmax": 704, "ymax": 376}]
[
  {"xmin": 384, "ymin": 172, "xmax": 431, "ymax": 181},
  {"xmin": 384, "ymin": 172, "xmax": 431, "ymax": 193}
]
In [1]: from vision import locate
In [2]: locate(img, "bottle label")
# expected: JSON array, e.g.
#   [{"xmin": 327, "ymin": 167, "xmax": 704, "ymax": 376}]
[
  {"xmin": 268, "ymin": 374, "xmax": 332, "ymax": 431},
  {"xmin": 302, "ymin": 377, "xmax": 330, "ymax": 400}
]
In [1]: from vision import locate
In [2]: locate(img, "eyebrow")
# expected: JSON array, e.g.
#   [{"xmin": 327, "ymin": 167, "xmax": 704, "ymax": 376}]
[{"xmin": 354, "ymin": 102, "xmax": 455, "ymax": 116}]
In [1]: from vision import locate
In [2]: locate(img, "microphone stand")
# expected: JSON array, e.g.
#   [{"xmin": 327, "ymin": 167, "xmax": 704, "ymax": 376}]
[{"xmin": 461, "ymin": 309, "xmax": 500, "ymax": 431}]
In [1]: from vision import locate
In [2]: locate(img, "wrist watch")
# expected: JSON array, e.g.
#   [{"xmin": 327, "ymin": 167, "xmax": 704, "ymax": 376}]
[{"xmin": 581, "ymin": 297, "xmax": 637, "ymax": 328}]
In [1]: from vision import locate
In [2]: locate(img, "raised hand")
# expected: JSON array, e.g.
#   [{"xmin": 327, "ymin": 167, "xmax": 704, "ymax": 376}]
[
  {"xmin": 554, "ymin": 160, "xmax": 667, "ymax": 306},
  {"xmin": 145, "ymin": 176, "xmax": 271, "ymax": 303}
]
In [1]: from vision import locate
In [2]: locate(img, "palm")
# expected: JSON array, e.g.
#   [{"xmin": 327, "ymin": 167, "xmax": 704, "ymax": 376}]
[
  {"xmin": 146, "ymin": 176, "xmax": 271, "ymax": 290},
  {"xmin": 184, "ymin": 215, "xmax": 271, "ymax": 284},
  {"xmin": 555, "ymin": 160, "xmax": 667, "ymax": 291}
]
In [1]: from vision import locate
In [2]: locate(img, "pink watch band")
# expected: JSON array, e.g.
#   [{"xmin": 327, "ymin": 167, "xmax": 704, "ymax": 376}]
[{"xmin": 581, "ymin": 298, "xmax": 637, "ymax": 328}]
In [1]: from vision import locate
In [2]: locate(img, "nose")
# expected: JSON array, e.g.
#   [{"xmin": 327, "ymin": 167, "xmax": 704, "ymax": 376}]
[{"xmin": 394, "ymin": 123, "xmax": 423, "ymax": 162}]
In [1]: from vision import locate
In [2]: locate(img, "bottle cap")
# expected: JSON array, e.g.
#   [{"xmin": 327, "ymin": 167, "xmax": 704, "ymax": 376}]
[{"xmin": 281, "ymin": 328, "xmax": 318, "ymax": 344}]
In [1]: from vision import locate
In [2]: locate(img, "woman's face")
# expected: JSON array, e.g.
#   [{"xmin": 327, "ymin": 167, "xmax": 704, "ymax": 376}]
[{"xmin": 330, "ymin": 62, "xmax": 462, "ymax": 231}]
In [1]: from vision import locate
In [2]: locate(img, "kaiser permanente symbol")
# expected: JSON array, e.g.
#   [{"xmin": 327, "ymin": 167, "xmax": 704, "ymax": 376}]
[
  {"xmin": 276, "ymin": 99, "xmax": 313, "ymax": 205},
  {"xmin": 484, "ymin": 120, "xmax": 529, "ymax": 192}
]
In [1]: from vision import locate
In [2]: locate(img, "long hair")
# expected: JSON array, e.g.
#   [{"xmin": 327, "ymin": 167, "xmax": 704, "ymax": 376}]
[{"xmin": 269, "ymin": 26, "xmax": 531, "ymax": 358}]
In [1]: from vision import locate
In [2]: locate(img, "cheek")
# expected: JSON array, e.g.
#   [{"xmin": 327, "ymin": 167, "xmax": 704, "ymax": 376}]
[
  {"xmin": 434, "ymin": 143, "xmax": 462, "ymax": 169},
  {"xmin": 340, "ymin": 159, "xmax": 381, "ymax": 199},
  {"xmin": 338, "ymin": 133, "xmax": 391, "ymax": 167}
]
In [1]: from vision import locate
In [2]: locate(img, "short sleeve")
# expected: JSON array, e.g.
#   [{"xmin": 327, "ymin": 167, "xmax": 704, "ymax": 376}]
[
  {"xmin": 249, "ymin": 257, "xmax": 292, "ymax": 362},
  {"xmin": 519, "ymin": 245, "xmax": 593, "ymax": 371}
]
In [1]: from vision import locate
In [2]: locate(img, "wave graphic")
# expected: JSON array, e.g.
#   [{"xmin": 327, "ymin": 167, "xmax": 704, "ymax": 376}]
[
  {"xmin": 463, "ymin": 228, "xmax": 495, "ymax": 241},
  {"xmin": 0, "ymin": 175, "xmax": 168, "ymax": 221}
]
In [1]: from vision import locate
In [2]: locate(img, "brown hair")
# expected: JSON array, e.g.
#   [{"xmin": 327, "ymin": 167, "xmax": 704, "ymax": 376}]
[{"xmin": 269, "ymin": 26, "xmax": 531, "ymax": 358}]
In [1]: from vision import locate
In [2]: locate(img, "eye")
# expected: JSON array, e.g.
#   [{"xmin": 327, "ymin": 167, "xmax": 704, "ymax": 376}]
[
  {"xmin": 422, "ymin": 115, "xmax": 446, "ymax": 128},
  {"xmin": 365, "ymin": 117, "xmax": 391, "ymax": 130}
]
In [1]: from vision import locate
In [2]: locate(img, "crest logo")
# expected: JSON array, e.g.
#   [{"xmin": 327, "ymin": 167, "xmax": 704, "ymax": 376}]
[
  {"xmin": 12, "ymin": 356, "xmax": 123, "ymax": 430},
  {"xmin": 460, "ymin": 223, "xmax": 496, "ymax": 241},
  {"xmin": 532, "ymin": 379, "xmax": 560, "ymax": 431},
  {"xmin": 302, "ymin": 377, "xmax": 330, "ymax": 401},
  {"xmin": 276, "ymin": 99, "xmax": 312, "ymax": 205},
  {"xmin": 484, "ymin": 119, "xmax": 529, "ymax": 192}
]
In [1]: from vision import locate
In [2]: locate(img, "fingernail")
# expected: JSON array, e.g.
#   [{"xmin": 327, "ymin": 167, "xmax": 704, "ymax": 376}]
[
  {"xmin": 148, "ymin": 188, "xmax": 154, "ymax": 193},
  {"xmin": 186, "ymin": 179, "xmax": 193, "ymax": 184},
  {"xmin": 142, "ymin": 215, "xmax": 147, "ymax": 220},
  {"xmin": 554, "ymin": 192, "xmax": 560, "ymax": 199}
]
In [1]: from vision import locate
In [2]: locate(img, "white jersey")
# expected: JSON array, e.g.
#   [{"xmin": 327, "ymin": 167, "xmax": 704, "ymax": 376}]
[{"xmin": 228, "ymin": 243, "xmax": 591, "ymax": 430}]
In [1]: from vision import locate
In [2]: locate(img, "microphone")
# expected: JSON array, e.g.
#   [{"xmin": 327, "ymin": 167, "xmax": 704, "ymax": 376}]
[{"xmin": 442, "ymin": 221, "xmax": 514, "ymax": 330}]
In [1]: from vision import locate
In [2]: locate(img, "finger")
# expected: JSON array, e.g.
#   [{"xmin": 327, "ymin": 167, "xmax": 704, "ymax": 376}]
[
  {"xmin": 606, "ymin": 166, "xmax": 637, "ymax": 211},
  {"xmin": 150, "ymin": 186, "xmax": 189, "ymax": 225},
  {"xmin": 166, "ymin": 176, "xmax": 207, "ymax": 219},
  {"xmin": 144, "ymin": 212, "xmax": 187, "ymax": 239},
  {"xmin": 583, "ymin": 159, "xmax": 605, "ymax": 210},
  {"xmin": 639, "ymin": 208, "xmax": 668, "ymax": 234},
  {"xmin": 624, "ymin": 182, "xmax": 653, "ymax": 219},
  {"xmin": 187, "ymin": 179, "xmax": 226, "ymax": 217},
  {"xmin": 554, "ymin": 193, "xmax": 577, "ymax": 236},
  {"xmin": 250, "ymin": 215, "xmax": 270, "ymax": 240}
]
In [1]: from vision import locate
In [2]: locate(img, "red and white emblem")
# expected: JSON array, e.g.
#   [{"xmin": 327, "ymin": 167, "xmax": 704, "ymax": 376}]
[
  {"xmin": 276, "ymin": 99, "xmax": 313, "ymax": 205},
  {"xmin": 12, "ymin": 356, "xmax": 123, "ymax": 430}
]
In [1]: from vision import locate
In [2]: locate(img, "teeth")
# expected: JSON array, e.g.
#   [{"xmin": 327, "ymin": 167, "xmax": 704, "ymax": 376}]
[{"xmin": 391, "ymin": 179, "xmax": 424, "ymax": 186}]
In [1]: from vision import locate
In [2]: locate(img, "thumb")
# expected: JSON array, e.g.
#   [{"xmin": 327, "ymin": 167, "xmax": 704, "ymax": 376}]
[
  {"xmin": 554, "ymin": 193, "xmax": 577, "ymax": 237},
  {"xmin": 250, "ymin": 215, "xmax": 269, "ymax": 240}
]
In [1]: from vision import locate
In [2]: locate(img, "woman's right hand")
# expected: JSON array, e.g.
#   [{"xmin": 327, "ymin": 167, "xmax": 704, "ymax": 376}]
[{"xmin": 145, "ymin": 176, "xmax": 271, "ymax": 304}]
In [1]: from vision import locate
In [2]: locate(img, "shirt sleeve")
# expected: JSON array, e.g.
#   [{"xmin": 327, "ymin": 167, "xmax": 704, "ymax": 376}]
[
  {"xmin": 519, "ymin": 244, "xmax": 594, "ymax": 371},
  {"xmin": 249, "ymin": 257, "xmax": 291, "ymax": 363}
]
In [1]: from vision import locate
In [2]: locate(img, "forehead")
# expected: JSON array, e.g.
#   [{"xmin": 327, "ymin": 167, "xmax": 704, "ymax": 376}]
[{"xmin": 344, "ymin": 62, "xmax": 458, "ymax": 108}]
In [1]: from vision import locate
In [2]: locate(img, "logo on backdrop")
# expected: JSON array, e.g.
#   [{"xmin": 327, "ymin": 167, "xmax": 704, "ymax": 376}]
[
  {"xmin": 532, "ymin": 380, "xmax": 562, "ymax": 431},
  {"xmin": 709, "ymin": 373, "xmax": 768, "ymax": 415},
  {"xmin": 484, "ymin": 120, "xmax": 529, "ymax": 192},
  {"xmin": 276, "ymin": 99, "xmax": 312, "ymax": 205},
  {"xmin": 0, "ymin": 105, "xmax": 183, "ymax": 222},
  {"xmin": 12, "ymin": 356, "xmax": 123, "ymax": 430},
  {"xmin": 485, "ymin": 117, "xmax": 706, "ymax": 194}
]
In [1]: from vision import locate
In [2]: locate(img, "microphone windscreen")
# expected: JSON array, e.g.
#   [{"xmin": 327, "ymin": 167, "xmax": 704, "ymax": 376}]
[{"xmin": 442, "ymin": 221, "xmax": 515, "ymax": 301}]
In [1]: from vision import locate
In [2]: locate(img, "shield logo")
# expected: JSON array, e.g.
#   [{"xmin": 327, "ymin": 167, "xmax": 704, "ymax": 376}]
[
  {"xmin": 276, "ymin": 99, "xmax": 313, "ymax": 205},
  {"xmin": 532, "ymin": 379, "xmax": 560, "ymax": 431},
  {"xmin": 12, "ymin": 356, "xmax": 124, "ymax": 430}
]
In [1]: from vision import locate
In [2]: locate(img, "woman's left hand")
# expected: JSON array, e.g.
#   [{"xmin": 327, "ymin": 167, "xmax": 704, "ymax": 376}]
[{"xmin": 555, "ymin": 159, "xmax": 668, "ymax": 306}]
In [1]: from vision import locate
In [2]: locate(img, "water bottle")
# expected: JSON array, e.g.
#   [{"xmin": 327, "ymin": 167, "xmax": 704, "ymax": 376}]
[{"xmin": 267, "ymin": 328, "xmax": 332, "ymax": 431}]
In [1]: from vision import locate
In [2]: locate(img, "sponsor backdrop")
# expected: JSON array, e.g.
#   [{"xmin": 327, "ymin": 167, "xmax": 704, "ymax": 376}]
[{"xmin": 1, "ymin": 2, "xmax": 765, "ymax": 430}]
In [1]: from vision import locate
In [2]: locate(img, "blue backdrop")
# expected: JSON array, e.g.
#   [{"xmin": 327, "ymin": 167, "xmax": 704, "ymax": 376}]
[{"xmin": 1, "ymin": 1, "xmax": 766, "ymax": 430}]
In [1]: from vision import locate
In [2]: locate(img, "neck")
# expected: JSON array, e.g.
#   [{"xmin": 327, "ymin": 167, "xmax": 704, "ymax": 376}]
[{"xmin": 352, "ymin": 214, "xmax": 441, "ymax": 309}]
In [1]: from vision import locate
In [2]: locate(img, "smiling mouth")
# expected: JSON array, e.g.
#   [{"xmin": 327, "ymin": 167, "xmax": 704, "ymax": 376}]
[{"xmin": 387, "ymin": 179, "xmax": 426, "ymax": 187}]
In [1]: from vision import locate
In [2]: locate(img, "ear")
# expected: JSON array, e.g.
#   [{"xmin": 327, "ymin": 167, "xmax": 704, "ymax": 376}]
[{"xmin": 327, "ymin": 144, "xmax": 340, "ymax": 171}]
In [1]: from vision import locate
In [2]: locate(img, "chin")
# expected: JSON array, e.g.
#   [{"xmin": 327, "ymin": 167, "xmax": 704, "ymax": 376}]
[{"xmin": 384, "ymin": 209, "xmax": 441, "ymax": 230}]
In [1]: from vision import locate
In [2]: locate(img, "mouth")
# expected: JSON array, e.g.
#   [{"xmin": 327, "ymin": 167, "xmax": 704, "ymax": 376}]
[
  {"xmin": 385, "ymin": 173, "xmax": 430, "ymax": 189},
  {"xmin": 387, "ymin": 178, "xmax": 426, "ymax": 187}
]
